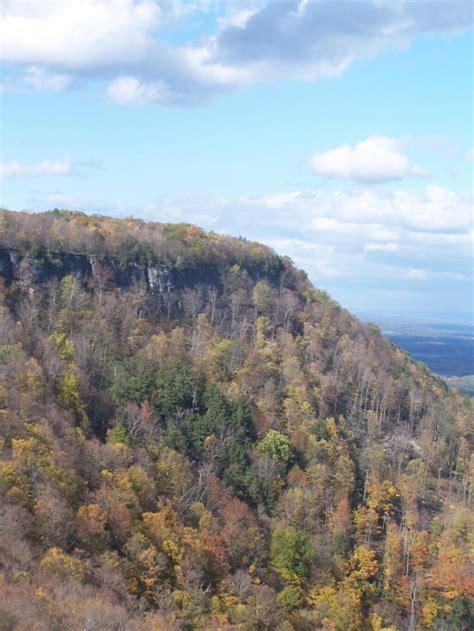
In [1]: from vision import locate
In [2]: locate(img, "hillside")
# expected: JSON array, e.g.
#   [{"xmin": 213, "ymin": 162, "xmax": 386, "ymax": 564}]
[{"xmin": 0, "ymin": 209, "xmax": 472, "ymax": 631}]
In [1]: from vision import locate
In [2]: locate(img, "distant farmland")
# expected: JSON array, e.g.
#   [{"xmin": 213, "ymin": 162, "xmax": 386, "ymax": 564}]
[{"xmin": 388, "ymin": 334, "xmax": 474, "ymax": 377}]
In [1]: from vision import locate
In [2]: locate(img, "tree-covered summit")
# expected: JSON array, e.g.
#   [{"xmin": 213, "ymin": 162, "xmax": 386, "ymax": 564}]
[
  {"xmin": 0, "ymin": 208, "xmax": 291, "ymax": 282},
  {"xmin": 0, "ymin": 209, "xmax": 472, "ymax": 630}
]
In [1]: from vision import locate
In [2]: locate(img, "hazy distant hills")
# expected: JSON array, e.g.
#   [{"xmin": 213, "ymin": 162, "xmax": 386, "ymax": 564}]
[{"xmin": 357, "ymin": 314, "xmax": 474, "ymax": 396}]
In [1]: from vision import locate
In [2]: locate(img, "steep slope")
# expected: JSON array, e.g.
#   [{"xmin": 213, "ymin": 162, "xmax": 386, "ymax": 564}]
[{"xmin": 0, "ymin": 209, "xmax": 472, "ymax": 630}]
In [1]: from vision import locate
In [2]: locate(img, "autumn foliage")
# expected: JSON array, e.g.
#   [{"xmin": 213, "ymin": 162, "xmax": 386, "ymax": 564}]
[{"xmin": 0, "ymin": 209, "xmax": 472, "ymax": 630}]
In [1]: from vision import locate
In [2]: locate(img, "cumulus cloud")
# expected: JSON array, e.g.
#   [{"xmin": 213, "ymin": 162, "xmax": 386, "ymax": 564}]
[
  {"xmin": 251, "ymin": 185, "xmax": 472, "ymax": 233},
  {"xmin": 309, "ymin": 136, "xmax": 428, "ymax": 183},
  {"xmin": 0, "ymin": 0, "xmax": 471, "ymax": 105},
  {"xmin": 0, "ymin": 0, "xmax": 164, "ymax": 68},
  {"xmin": 0, "ymin": 158, "xmax": 74, "ymax": 180}
]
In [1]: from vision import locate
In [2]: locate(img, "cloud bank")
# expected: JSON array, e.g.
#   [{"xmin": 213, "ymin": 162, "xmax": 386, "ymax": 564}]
[
  {"xmin": 24, "ymin": 184, "xmax": 473, "ymax": 293},
  {"xmin": 1, "ymin": 0, "xmax": 472, "ymax": 105}
]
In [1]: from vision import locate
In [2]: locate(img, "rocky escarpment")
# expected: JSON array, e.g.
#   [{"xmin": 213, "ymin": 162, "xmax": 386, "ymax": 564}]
[{"xmin": 0, "ymin": 248, "xmax": 223, "ymax": 295}]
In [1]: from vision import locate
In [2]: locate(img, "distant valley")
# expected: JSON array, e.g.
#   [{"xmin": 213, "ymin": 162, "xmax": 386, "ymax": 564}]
[{"xmin": 358, "ymin": 314, "xmax": 474, "ymax": 395}]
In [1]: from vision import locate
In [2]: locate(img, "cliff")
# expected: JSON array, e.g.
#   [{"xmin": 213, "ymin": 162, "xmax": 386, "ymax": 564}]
[
  {"xmin": 0, "ymin": 208, "xmax": 293, "ymax": 298},
  {"xmin": 0, "ymin": 247, "xmax": 186, "ymax": 293}
]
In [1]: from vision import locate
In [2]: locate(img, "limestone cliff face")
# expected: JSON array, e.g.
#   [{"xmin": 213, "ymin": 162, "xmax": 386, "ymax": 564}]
[{"xmin": 0, "ymin": 248, "xmax": 219, "ymax": 294}]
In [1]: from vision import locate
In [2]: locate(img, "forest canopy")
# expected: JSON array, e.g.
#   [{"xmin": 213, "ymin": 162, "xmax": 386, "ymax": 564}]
[{"xmin": 0, "ymin": 209, "xmax": 472, "ymax": 630}]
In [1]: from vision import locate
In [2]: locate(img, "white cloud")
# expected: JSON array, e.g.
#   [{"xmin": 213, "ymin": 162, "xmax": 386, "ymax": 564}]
[
  {"xmin": 307, "ymin": 216, "xmax": 400, "ymax": 242},
  {"xmin": 392, "ymin": 185, "xmax": 472, "ymax": 231},
  {"xmin": 23, "ymin": 66, "xmax": 72, "ymax": 91},
  {"xmin": 265, "ymin": 238, "xmax": 363, "ymax": 278},
  {"xmin": 235, "ymin": 185, "xmax": 472, "ymax": 241},
  {"xmin": 0, "ymin": 1, "xmax": 163, "ymax": 68},
  {"xmin": 232, "ymin": 186, "xmax": 473, "ymax": 282},
  {"xmin": 0, "ymin": 0, "xmax": 471, "ymax": 104},
  {"xmin": 0, "ymin": 158, "xmax": 74, "ymax": 180},
  {"xmin": 309, "ymin": 136, "xmax": 428, "ymax": 183},
  {"xmin": 106, "ymin": 76, "xmax": 143, "ymax": 104},
  {"xmin": 260, "ymin": 185, "xmax": 472, "ymax": 233},
  {"xmin": 106, "ymin": 76, "xmax": 177, "ymax": 105},
  {"xmin": 243, "ymin": 186, "xmax": 472, "ymax": 251}
]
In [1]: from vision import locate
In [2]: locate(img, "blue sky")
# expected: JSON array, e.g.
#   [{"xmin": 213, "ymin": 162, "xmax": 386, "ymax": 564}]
[{"xmin": 0, "ymin": 0, "xmax": 473, "ymax": 318}]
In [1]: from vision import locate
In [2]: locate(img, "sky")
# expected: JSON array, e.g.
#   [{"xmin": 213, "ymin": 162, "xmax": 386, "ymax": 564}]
[{"xmin": 0, "ymin": 0, "xmax": 473, "ymax": 319}]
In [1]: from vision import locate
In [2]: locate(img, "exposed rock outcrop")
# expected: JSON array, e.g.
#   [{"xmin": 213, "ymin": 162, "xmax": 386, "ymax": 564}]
[{"xmin": 0, "ymin": 248, "xmax": 222, "ymax": 295}]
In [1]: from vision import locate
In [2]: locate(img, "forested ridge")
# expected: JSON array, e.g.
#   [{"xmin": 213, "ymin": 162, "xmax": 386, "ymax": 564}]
[{"xmin": 0, "ymin": 209, "xmax": 472, "ymax": 630}]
